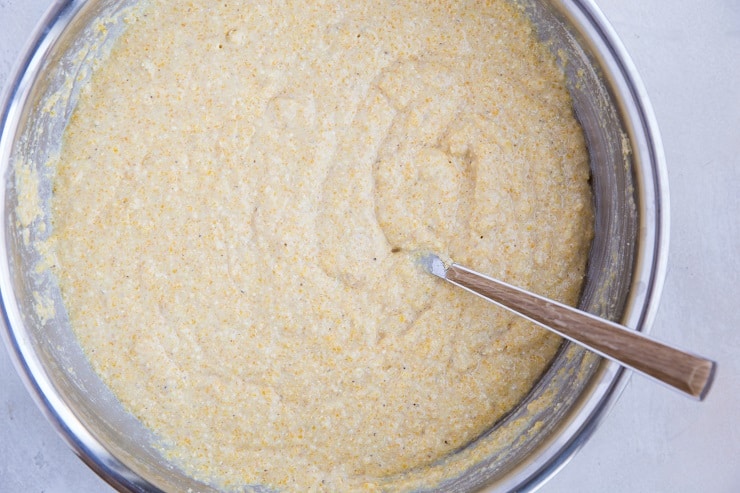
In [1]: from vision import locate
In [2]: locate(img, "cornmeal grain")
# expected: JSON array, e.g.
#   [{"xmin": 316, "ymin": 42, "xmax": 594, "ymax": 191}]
[{"xmin": 49, "ymin": 0, "xmax": 593, "ymax": 491}]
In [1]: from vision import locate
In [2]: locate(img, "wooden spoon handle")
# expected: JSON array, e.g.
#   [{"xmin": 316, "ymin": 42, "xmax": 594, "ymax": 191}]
[{"xmin": 445, "ymin": 263, "xmax": 716, "ymax": 400}]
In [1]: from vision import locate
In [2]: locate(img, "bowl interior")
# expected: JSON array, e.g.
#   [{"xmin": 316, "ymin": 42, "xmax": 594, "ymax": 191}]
[{"xmin": 0, "ymin": 1, "xmax": 663, "ymax": 491}]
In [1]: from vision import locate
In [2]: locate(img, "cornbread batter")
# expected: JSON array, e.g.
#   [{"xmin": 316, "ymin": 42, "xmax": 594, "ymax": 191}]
[{"xmin": 48, "ymin": 0, "xmax": 592, "ymax": 491}]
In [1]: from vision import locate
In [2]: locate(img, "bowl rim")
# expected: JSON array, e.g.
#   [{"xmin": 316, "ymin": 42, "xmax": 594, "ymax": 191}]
[{"xmin": 0, "ymin": 0, "xmax": 669, "ymax": 492}]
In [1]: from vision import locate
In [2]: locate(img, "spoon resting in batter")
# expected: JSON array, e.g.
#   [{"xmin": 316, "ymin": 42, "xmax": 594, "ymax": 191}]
[{"xmin": 420, "ymin": 253, "xmax": 716, "ymax": 400}]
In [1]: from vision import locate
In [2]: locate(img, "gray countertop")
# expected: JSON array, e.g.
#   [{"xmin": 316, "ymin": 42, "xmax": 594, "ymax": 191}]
[{"xmin": 1, "ymin": 1, "xmax": 738, "ymax": 491}]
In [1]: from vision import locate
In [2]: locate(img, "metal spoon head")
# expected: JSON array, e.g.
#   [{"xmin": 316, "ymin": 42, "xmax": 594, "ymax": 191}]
[{"xmin": 416, "ymin": 252, "xmax": 448, "ymax": 279}]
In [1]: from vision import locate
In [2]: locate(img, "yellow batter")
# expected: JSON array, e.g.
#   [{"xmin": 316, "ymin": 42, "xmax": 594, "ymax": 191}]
[{"xmin": 47, "ymin": 0, "xmax": 593, "ymax": 491}]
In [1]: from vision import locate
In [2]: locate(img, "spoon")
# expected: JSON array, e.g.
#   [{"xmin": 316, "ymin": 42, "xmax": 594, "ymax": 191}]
[{"xmin": 420, "ymin": 253, "xmax": 716, "ymax": 400}]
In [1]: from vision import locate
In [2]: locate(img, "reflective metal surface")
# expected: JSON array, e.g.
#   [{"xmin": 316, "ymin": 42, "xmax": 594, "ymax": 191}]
[{"xmin": 0, "ymin": 0, "xmax": 668, "ymax": 491}]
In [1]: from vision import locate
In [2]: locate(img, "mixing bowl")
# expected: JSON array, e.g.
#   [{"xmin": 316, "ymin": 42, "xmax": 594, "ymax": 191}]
[{"xmin": 0, "ymin": 0, "xmax": 668, "ymax": 491}]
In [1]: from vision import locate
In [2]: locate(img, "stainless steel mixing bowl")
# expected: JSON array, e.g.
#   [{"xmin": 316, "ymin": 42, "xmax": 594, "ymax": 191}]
[{"xmin": 0, "ymin": 0, "xmax": 668, "ymax": 491}]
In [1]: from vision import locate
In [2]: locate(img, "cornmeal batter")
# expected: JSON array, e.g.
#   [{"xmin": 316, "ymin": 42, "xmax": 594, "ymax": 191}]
[{"xmin": 48, "ymin": 0, "xmax": 593, "ymax": 491}]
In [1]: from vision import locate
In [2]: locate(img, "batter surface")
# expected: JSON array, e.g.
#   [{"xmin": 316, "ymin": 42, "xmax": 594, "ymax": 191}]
[{"xmin": 48, "ymin": 0, "xmax": 593, "ymax": 491}]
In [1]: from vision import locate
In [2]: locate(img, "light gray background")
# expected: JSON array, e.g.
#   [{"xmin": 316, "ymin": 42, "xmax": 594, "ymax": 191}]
[{"xmin": 1, "ymin": 1, "xmax": 738, "ymax": 491}]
